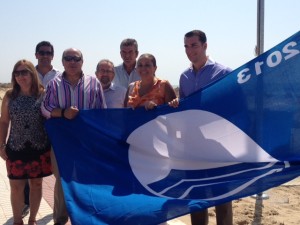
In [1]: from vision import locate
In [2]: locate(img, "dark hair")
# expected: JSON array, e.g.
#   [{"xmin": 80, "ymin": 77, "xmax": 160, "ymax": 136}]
[
  {"xmin": 10, "ymin": 59, "xmax": 43, "ymax": 99},
  {"xmin": 138, "ymin": 53, "xmax": 157, "ymax": 67},
  {"xmin": 185, "ymin": 30, "xmax": 207, "ymax": 43},
  {"xmin": 35, "ymin": 41, "xmax": 54, "ymax": 54},
  {"xmin": 120, "ymin": 38, "xmax": 138, "ymax": 51}
]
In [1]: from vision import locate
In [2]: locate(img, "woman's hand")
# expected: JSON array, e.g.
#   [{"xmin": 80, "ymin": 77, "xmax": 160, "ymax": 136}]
[
  {"xmin": 145, "ymin": 101, "xmax": 157, "ymax": 110},
  {"xmin": 168, "ymin": 97, "xmax": 179, "ymax": 108}
]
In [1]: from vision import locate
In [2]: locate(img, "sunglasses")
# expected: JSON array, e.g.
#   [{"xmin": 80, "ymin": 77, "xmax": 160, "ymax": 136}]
[
  {"xmin": 38, "ymin": 50, "xmax": 53, "ymax": 56},
  {"xmin": 14, "ymin": 69, "xmax": 30, "ymax": 77},
  {"xmin": 63, "ymin": 56, "xmax": 82, "ymax": 62}
]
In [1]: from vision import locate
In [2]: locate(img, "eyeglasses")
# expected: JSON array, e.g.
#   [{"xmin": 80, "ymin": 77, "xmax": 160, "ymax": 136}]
[
  {"xmin": 98, "ymin": 69, "xmax": 114, "ymax": 74},
  {"xmin": 137, "ymin": 64, "xmax": 153, "ymax": 68},
  {"xmin": 14, "ymin": 69, "xmax": 30, "ymax": 77},
  {"xmin": 38, "ymin": 51, "xmax": 53, "ymax": 56},
  {"xmin": 63, "ymin": 56, "xmax": 82, "ymax": 62}
]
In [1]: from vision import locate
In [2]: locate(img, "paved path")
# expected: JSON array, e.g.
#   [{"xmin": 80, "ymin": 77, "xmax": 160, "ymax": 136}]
[
  {"xmin": 0, "ymin": 158, "xmax": 70, "ymax": 225},
  {"xmin": 0, "ymin": 158, "xmax": 189, "ymax": 225}
]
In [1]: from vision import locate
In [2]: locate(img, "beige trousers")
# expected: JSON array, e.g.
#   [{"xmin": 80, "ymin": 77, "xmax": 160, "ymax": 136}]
[{"xmin": 51, "ymin": 149, "xmax": 69, "ymax": 224}]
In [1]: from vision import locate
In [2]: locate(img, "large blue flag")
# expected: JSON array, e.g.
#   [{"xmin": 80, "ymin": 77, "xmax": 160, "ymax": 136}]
[{"xmin": 46, "ymin": 30, "xmax": 300, "ymax": 225}]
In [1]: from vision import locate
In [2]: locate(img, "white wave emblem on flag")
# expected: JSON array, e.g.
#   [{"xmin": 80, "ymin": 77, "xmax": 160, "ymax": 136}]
[{"xmin": 127, "ymin": 110, "xmax": 281, "ymax": 199}]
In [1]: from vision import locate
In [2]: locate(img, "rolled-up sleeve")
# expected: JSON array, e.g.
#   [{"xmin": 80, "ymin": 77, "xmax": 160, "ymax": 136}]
[
  {"xmin": 41, "ymin": 74, "xmax": 107, "ymax": 116},
  {"xmin": 41, "ymin": 81, "xmax": 58, "ymax": 119}
]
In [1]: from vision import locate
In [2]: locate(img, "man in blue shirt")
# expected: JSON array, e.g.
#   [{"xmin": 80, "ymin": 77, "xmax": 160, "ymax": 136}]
[
  {"xmin": 169, "ymin": 29, "xmax": 233, "ymax": 225},
  {"xmin": 114, "ymin": 38, "xmax": 140, "ymax": 88}
]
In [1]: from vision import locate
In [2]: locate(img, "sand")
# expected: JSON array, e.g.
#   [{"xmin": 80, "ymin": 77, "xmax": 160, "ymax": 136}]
[
  {"xmin": 1, "ymin": 85, "xmax": 300, "ymax": 225},
  {"xmin": 0, "ymin": 85, "xmax": 8, "ymax": 105},
  {"xmin": 173, "ymin": 180, "xmax": 300, "ymax": 225}
]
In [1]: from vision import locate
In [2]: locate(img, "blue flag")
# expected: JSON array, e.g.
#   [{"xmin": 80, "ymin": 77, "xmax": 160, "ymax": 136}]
[{"xmin": 46, "ymin": 30, "xmax": 300, "ymax": 225}]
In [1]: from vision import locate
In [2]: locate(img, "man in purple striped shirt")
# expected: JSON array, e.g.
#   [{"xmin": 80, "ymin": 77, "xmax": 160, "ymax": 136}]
[{"xmin": 41, "ymin": 48, "xmax": 106, "ymax": 225}]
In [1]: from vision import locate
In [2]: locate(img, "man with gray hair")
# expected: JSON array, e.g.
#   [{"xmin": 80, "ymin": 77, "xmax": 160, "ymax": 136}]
[
  {"xmin": 114, "ymin": 38, "xmax": 140, "ymax": 88},
  {"xmin": 42, "ymin": 48, "xmax": 106, "ymax": 225},
  {"xmin": 96, "ymin": 59, "xmax": 126, "ymax": 108}
]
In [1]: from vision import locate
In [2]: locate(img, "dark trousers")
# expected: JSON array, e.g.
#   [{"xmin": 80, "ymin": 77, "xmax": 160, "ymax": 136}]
[
  {"xmin": 24, "ymin": 180, "xmax": 30, "ymax": 205},
  {"xmin": 191, "ymin": 202, "xmax": 233, "ymax": 225}
]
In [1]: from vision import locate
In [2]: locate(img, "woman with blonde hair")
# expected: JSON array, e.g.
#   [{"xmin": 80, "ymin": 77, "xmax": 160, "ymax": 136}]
[{"xmin": 0, "ymin": 59, "xmax": 52, "ymax": 225}]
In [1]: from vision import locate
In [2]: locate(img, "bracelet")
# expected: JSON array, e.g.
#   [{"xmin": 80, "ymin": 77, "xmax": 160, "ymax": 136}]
[
  {"xmin": 61, "ymin": 109, "xmax": 65, "ymax": 118},
  {"xmin": 0, "ymin": 143, "xmax": 6, "ymax": 149}
]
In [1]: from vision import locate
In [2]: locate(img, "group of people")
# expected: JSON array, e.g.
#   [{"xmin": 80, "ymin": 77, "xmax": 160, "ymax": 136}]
[{"xmin": 0, "ymin": 29, "xmax": 233, "ymax": 225}]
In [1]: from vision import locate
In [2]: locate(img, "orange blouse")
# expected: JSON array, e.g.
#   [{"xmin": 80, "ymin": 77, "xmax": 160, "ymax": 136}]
[{"xmin": 127, "ymin": 79, "xmax": 167, "ymax": 108}]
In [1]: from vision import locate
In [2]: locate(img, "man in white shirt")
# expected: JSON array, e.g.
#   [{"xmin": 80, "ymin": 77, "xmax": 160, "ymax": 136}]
[
  {"xmin": 96, "ymin": 59, "xmax": 126, "ymax": 108},
  {"xmin": 35, "ymin": 41, "xmax": 61, "ymax": 87},
  {"xmin": 22, "ymin": 41, "xmax": 61, "ymax": 219}
]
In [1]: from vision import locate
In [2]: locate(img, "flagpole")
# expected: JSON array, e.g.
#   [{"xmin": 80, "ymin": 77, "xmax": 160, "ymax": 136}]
[
  {"xmin": 256, "ymin": 0, "xmax": 264, "ymax": 55},
  {"xmin": 252, "ymin": 0, "xmax": 269, "ymax": 200}
]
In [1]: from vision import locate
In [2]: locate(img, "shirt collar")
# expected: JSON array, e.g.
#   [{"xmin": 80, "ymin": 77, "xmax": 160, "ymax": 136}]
[
  {"xmin": 62, "ymin": 71, "xmax": 84, "ymax": 86},
  {"xmin": 105, "ymin": 82, "xmax": 116, "ymax": 91},
  {"xmin": 189, "ymin": 56, "xmax": 215, "ymax": 70}
]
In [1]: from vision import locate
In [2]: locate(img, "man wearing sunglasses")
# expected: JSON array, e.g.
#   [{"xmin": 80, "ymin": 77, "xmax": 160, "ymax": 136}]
[
  {"xmin": 35, "ymin": 41, "xmax": 60, "ymax": 88},
  {"xmin": 41, "ymin": 47, "xmax": 106, "ymax": 225},
  {"xmin": 21, "ymin": 41, "xmax": 61, "ymax": 220}
]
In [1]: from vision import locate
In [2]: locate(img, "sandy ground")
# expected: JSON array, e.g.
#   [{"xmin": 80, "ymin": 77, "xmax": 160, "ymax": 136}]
[
  {"xmin": 0, "ymin": 86, "xmax": 7, "ymax": 105},
  {"xmin": 174, "ymin": 179, "xmax": 300, "ymax": 225},
  {"xmin": 1, "ymin": 85, "xmax": 300, "ymax": 225}
]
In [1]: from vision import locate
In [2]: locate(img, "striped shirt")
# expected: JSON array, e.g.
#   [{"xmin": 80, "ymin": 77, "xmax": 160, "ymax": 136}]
[{"xmin": 41, "ymin": 72, "xmax": 106, "ymax": 118}]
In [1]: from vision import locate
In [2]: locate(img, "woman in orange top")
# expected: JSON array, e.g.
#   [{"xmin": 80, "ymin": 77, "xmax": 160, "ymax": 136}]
[{"xmin": 124, "ymin": 53, "xmax": 176, "ymax": 110}]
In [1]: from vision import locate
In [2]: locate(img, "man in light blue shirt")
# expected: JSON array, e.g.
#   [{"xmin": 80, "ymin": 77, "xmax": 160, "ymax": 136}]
[
  {"xmin": 181, "ymin": 30, "xmax": 233, "ymax": 225},
  {"xmin": 179, "ymin": 32, "xmax": 232, "ymax": 98},
  {"xmin": 169, "ymin": 30, "xmax": 233, "ymax": 225},
  {"xmin": 96, "ymin": 59, "xmax": 126, "ymax": 108},
  {"xmin": 114, "ymin": 38, "xmax": 140, "ymax": 88}
]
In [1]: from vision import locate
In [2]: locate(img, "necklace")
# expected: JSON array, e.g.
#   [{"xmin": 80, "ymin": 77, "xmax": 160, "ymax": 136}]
[{"xmin": 138, "ymin": 78, "xmax": 157, "ymax": 97}]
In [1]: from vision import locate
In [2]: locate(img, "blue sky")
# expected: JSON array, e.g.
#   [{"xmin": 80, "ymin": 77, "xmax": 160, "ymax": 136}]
[{"xmin": 0, "ymin": 0, "xmax": 299, "ymax": 85}]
